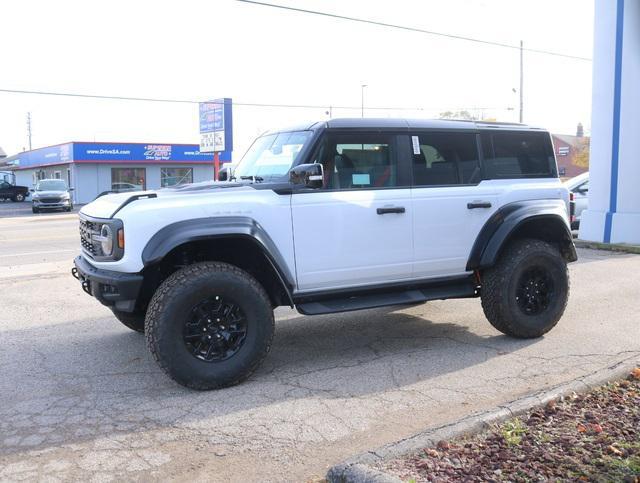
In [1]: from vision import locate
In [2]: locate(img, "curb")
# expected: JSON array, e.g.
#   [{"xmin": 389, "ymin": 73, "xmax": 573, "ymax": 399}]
[
  {"xmin": 574, "ymin": 239, "xmax": 640, "ymax": 254},
  {"xmin": 326, "ymin": 357, "xmax": 639, "ymax": 483}
]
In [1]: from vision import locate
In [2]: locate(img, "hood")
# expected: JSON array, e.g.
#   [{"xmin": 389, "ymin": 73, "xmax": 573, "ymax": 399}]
[{"xmin": 80, "ymin": 181, "xmax": 254, "ymax": 219}]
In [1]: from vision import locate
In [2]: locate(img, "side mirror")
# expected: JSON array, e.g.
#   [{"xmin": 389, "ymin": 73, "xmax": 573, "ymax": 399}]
[
  {"xmin": 218, "ymin": 166, "xmax": 233, "ymax": 182},
  {"xmin": 29, "ymin": 189, "xmax": 34, "ymax": 192},
  {"xmin": 68, "ymin": 187, "xmax": 75, "ymax": 191},
  {"xmin": 289, "ymin": 163, "xmax": 323, "ymax": 189}
]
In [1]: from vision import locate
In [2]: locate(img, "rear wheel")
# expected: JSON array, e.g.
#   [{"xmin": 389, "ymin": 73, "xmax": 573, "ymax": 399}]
[
  {"xmin": 112, "ymin": 309, "xmax": 145, "ymax": 333},
  {"xmin": 481, "ymin": 238, "xmax": 569, "ymax": 338},
  {"xmin": 145, "ymin": 262, "xmax": 274, "ymax": 390},
  {"xmin": 14, "ymin": 193, "xmax": 25, "ymax": 202}
]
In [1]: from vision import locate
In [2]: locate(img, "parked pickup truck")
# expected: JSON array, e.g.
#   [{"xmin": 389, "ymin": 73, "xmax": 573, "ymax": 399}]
[{"xmin": 0, "ymin": 180, "xmax": 29, "ymax": 202}]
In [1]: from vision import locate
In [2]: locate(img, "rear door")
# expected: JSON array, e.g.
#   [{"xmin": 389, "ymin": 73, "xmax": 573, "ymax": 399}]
[
  {"xmin": 409, "ymin": 131, "xmax": 501, "ymax": 278},
  {"xmin": 291, "ymin": 131, "xmax": 413, "ymax": 291}
]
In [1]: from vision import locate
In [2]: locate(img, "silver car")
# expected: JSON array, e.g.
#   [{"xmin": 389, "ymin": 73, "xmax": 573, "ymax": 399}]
[
  {"xmin": 31, "ymin": 179, "xmax": 74, "ymax": 213},
  {"xmin": 564, "ymin": 172, "xmax": 589, "ymax": 229}
]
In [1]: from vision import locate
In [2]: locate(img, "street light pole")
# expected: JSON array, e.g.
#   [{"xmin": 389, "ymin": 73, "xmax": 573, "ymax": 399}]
[
  {"xmin": 361, "ymin": 84, "xmax": 367, "ymax": 118},
  {"xmin": 26, "ymin": 112, "xmax": 32, "ymax": 151},
  {"xmin": 519, "ymin": 40, "xmax": 524, "ymax": 123}
]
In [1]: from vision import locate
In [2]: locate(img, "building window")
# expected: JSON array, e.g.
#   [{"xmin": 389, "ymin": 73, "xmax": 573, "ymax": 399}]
[
  {"xmin": 161, "ymin": 167, "xmax": 193, "ymax": 187},
  {"xmin": 111, "ymin": 168, "xmax": 146, "ymax": 191},
  {"xmin": 53, "ymin": 171, "xmax": 61, "ymax": 179}
]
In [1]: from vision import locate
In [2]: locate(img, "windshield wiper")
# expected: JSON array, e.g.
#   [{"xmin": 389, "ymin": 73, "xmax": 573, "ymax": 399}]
[{"xmin": 239, "ymin": 175, "xmax": 264, "ymax": 183}]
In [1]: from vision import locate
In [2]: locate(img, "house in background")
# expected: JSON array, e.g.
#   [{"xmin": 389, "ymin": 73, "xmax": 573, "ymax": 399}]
[{"xmin": 552, "ymin": 123, "xmax": 589, "ymax": 179}]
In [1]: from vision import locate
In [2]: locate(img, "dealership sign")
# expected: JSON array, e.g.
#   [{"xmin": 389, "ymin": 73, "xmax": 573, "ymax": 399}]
[
  {"xmin": 199, "ymin": 98, "xmax": 233, "ymax": 153},
  {"xmin": 2, "ymin": 142, "xmax": 231, "ymax": 170}
]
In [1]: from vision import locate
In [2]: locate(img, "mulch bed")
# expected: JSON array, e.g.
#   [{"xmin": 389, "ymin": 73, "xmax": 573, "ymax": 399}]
[{"xmin": 382, "ymin": 368, "xmax": 640, "ymax": 482}]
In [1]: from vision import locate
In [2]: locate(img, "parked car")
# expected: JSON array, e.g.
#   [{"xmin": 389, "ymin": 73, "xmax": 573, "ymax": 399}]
[
  {"xmin": 72, "ymin": 118, "xmax": 576, "ymax": 390},
  {"xmin": 564, "ymin": 172, "xmax": 589, "ymax": 229},
  {"xmin": 0, "ymin": 179, "xmax": 30, "ymax": 202},
  {"xmin": 31, "ymin": 179, "xmax": 74, "ymax": 213}
]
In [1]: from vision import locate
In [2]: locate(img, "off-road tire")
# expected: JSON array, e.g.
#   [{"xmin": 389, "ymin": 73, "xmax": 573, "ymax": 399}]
[
  {"xmin": 481, "ymin": 238, "xmax": 569, "ymax": 338},
  {"xmin": 145, "ymin": 262, "xmax": 274, "ymax": 390},
  {"xmin": 112, "ymin": 309, "xmax": 145, "ymax": 333}
]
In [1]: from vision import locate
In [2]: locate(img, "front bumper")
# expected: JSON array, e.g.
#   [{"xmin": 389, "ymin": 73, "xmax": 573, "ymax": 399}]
[
  {"xmin": 72, "ymin": 255, "xmax": 143, "ymax": 312},
  {"xmin": 34, "ymin": 199, "xmax": 71, "ymax": 209}
]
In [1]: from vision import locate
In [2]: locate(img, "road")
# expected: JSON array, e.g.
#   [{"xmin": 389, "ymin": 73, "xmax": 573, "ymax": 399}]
[{"xmin": 1, "ymin": 208, "xmax": 639, "ymax": 482}]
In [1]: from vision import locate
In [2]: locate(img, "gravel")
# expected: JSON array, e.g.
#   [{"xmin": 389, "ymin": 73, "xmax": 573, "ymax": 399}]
[{"xmin": 381, "ymin": 368, "xmax": 640, "ymax": 482}]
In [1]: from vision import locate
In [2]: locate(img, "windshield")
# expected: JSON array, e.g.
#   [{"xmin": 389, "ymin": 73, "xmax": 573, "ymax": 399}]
[
  {"xmin": 234, "ymin": 130, "xmax": 312, "ymax": 180},
  {"xmin": 36, "ymin": 180, "xmax": 67, "ymax": 191}
]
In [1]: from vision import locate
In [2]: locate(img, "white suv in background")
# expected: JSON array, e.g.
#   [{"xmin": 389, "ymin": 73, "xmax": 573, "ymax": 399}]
[{"xmin": 72, "ymin": 118, "xmax": 577, "ymax": 390}]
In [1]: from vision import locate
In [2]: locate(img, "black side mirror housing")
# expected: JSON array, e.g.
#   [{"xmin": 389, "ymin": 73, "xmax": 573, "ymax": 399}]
[
  {"xmin": 68, "ymin": 187, "xmax": 75, "ymax": 191},
  {"xmin": 289, "ymin": 163, "xmax": 323, "ymax": 189},
  {"xmin": 29, "ymin": 189, "xmax": 34, "ymax": 192}
]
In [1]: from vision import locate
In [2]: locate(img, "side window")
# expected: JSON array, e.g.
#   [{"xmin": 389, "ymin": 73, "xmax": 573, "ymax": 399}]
[
  {"xmin": 315, "ymin": 133, "xmax": 397, "ymax": 189},
  {"xmin": 483, "ymin": 132, "xmax": 555, "ymax": 179},
  {"xmin": 411, "ymin": 132, "xmax": 480, "ymax": 186}
]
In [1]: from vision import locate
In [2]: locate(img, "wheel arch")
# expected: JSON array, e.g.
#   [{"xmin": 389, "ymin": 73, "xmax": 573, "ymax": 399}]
[
  {"xmin": 467, "ymin": 200, "xmax": 577, "ymax": 271},
  {"xmin": 139, "ymin": 217, "xmax": 295, "ymax": 309}
]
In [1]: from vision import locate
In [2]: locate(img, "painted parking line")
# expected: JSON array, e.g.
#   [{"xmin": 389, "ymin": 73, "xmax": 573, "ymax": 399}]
[{"xmin": 0, "ymin": 249, "xmax": 77, "ymax": 258}]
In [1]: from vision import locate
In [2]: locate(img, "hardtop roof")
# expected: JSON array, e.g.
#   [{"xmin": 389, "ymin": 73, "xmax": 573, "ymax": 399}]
[{"xmin": 266, "ymin": 118, "xmax": 547, "ymax": 134}]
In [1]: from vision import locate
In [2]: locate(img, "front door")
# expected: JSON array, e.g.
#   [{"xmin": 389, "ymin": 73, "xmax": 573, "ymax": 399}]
[{"xmin": 291, "ymin": 132, "xmax": 413, "ymax": 292}]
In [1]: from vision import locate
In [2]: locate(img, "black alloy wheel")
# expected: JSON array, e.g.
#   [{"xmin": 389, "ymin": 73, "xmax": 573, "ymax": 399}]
[
  {"xmin": 515, "ymin": 267, "xmax": 555, "ymax": 316},
  {"xmin": 183, "ymin": 296, "xmax": 248, "ymax": 362}
]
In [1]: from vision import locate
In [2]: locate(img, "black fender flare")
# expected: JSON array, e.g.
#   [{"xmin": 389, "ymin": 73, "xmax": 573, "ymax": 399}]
[
  {"xmin": 466, "ymin": 200, "xmax": 577, "ymax": 271},
  {"xmin": 141, "ymin": 216, "xmax": 295, "ymax": 305}
]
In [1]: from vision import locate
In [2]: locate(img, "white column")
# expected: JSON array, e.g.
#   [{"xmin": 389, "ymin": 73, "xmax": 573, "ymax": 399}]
[{"xmin": 580, "ymin": 0, "xmax": 640, "ymax": 244}]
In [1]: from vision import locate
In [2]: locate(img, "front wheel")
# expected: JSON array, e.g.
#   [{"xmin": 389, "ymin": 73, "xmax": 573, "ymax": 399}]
[
  {"xmin": 145, "ymin": 262, "xmax": 274, "ymax": 390},
  {"xmin": 481, "ymin": 238, "xmax": 569, "ymax": 338}
]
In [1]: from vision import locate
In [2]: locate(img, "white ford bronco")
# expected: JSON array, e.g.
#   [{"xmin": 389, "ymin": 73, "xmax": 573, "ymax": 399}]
[{"xmin": 73, "ymin": 118, "xmax": 577, "ymax": 389}]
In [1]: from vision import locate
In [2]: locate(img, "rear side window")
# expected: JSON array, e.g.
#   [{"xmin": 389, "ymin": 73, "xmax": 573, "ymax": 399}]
[
  {"xmin": 411, "ymin": 132, "xmax": 481, "ymax": 186},
  {"xmin": 482, "ymin": 131, "xmax": 555, "ymax": 179}
]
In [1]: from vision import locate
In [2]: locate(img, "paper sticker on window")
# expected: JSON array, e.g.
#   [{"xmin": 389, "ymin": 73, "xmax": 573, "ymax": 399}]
[
  {"xmin": 412, "ymin": 136, "xmax": 421, "ymax": 155},
  {"xmin": 352, "ymin": 173, "xmax": 371, "ymax": 185}
]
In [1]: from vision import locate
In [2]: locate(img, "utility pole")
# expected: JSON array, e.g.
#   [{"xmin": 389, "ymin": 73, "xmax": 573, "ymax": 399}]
[
  {"xmin": 26, "ymin": 112, "xmax": 33, "ymax": 151},
  {"xmin": 361, "ymin": 84, "xmax": 367, "ymax": 118},
  {"xmin": 519, "ymin": 40, "xmax": 524, "ymax": 123}
]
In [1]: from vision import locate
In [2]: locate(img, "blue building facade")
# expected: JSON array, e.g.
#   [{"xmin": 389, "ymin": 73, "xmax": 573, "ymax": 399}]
[{"xmin": 2, "ymin": 142, "xmax": 231, "ymax": 204}]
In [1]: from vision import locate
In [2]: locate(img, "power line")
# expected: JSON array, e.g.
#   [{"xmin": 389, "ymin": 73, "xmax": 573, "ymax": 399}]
[
  {"xmin": 0, "ymin": 88, "xmax": 514, "ymax": 112},
  {"xmin": 235, "ymin": 0, "xmax": 592, "ymax": 62}
]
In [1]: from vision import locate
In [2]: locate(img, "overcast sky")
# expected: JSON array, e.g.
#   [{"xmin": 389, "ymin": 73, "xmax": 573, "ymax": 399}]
[{"xmin": 1, "ymin": 0, "xmax": 594, "ymax": 158}]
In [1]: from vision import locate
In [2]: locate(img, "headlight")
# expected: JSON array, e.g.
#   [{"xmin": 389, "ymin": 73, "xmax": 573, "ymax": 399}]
[
  {"xmin": 99, "ymin": 224, "xmax": 113, "ymax": 255},
  {"xmin": 61, "ymin": 193, "xmax": 70, "ymax": 200}
]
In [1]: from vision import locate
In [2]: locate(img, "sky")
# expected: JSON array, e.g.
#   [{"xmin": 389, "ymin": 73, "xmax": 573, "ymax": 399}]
[{"xmin": 1, "ymin": 0, "xmax": 594, "ymax": 159}]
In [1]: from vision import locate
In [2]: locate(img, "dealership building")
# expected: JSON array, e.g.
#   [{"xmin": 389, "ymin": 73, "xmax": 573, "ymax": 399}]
[{"xmin": 0, "ymin": 142, "xmax": 231, "ymax": 204}]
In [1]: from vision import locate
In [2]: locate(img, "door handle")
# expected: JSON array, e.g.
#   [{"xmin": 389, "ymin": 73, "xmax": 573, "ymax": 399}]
[
  {"xmin": 467, "ymin": 201, "xmax": 492, "ymax": 209},
  {"xmin": 377, "ymin": 206, "xmax": 406, "ymax": 215}
]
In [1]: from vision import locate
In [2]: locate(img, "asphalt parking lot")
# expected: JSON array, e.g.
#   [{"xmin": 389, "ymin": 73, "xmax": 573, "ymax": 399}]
[{"xmin": 1, "ymin": 207, "xmax": 639, "ymax": 482}]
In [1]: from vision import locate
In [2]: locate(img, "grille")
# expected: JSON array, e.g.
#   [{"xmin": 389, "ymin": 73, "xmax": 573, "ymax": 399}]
[
  {"xmin": 79, "ymin": 218, "xmax": 100, "ymax": 257},
  {"xmin": 40, "ymin": 197, "xmax": 62, "ymax": 203}
]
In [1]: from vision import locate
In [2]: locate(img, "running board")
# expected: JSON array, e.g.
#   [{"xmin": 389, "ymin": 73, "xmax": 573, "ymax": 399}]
[{"xmin": 295, "ymin": 277, "xmax": 478, "ymax": 316}]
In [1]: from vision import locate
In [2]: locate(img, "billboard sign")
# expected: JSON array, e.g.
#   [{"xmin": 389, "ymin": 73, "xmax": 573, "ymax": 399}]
[{"xmin": 199, "ymin": 98, "xmax": 233, "ymax": 153}]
